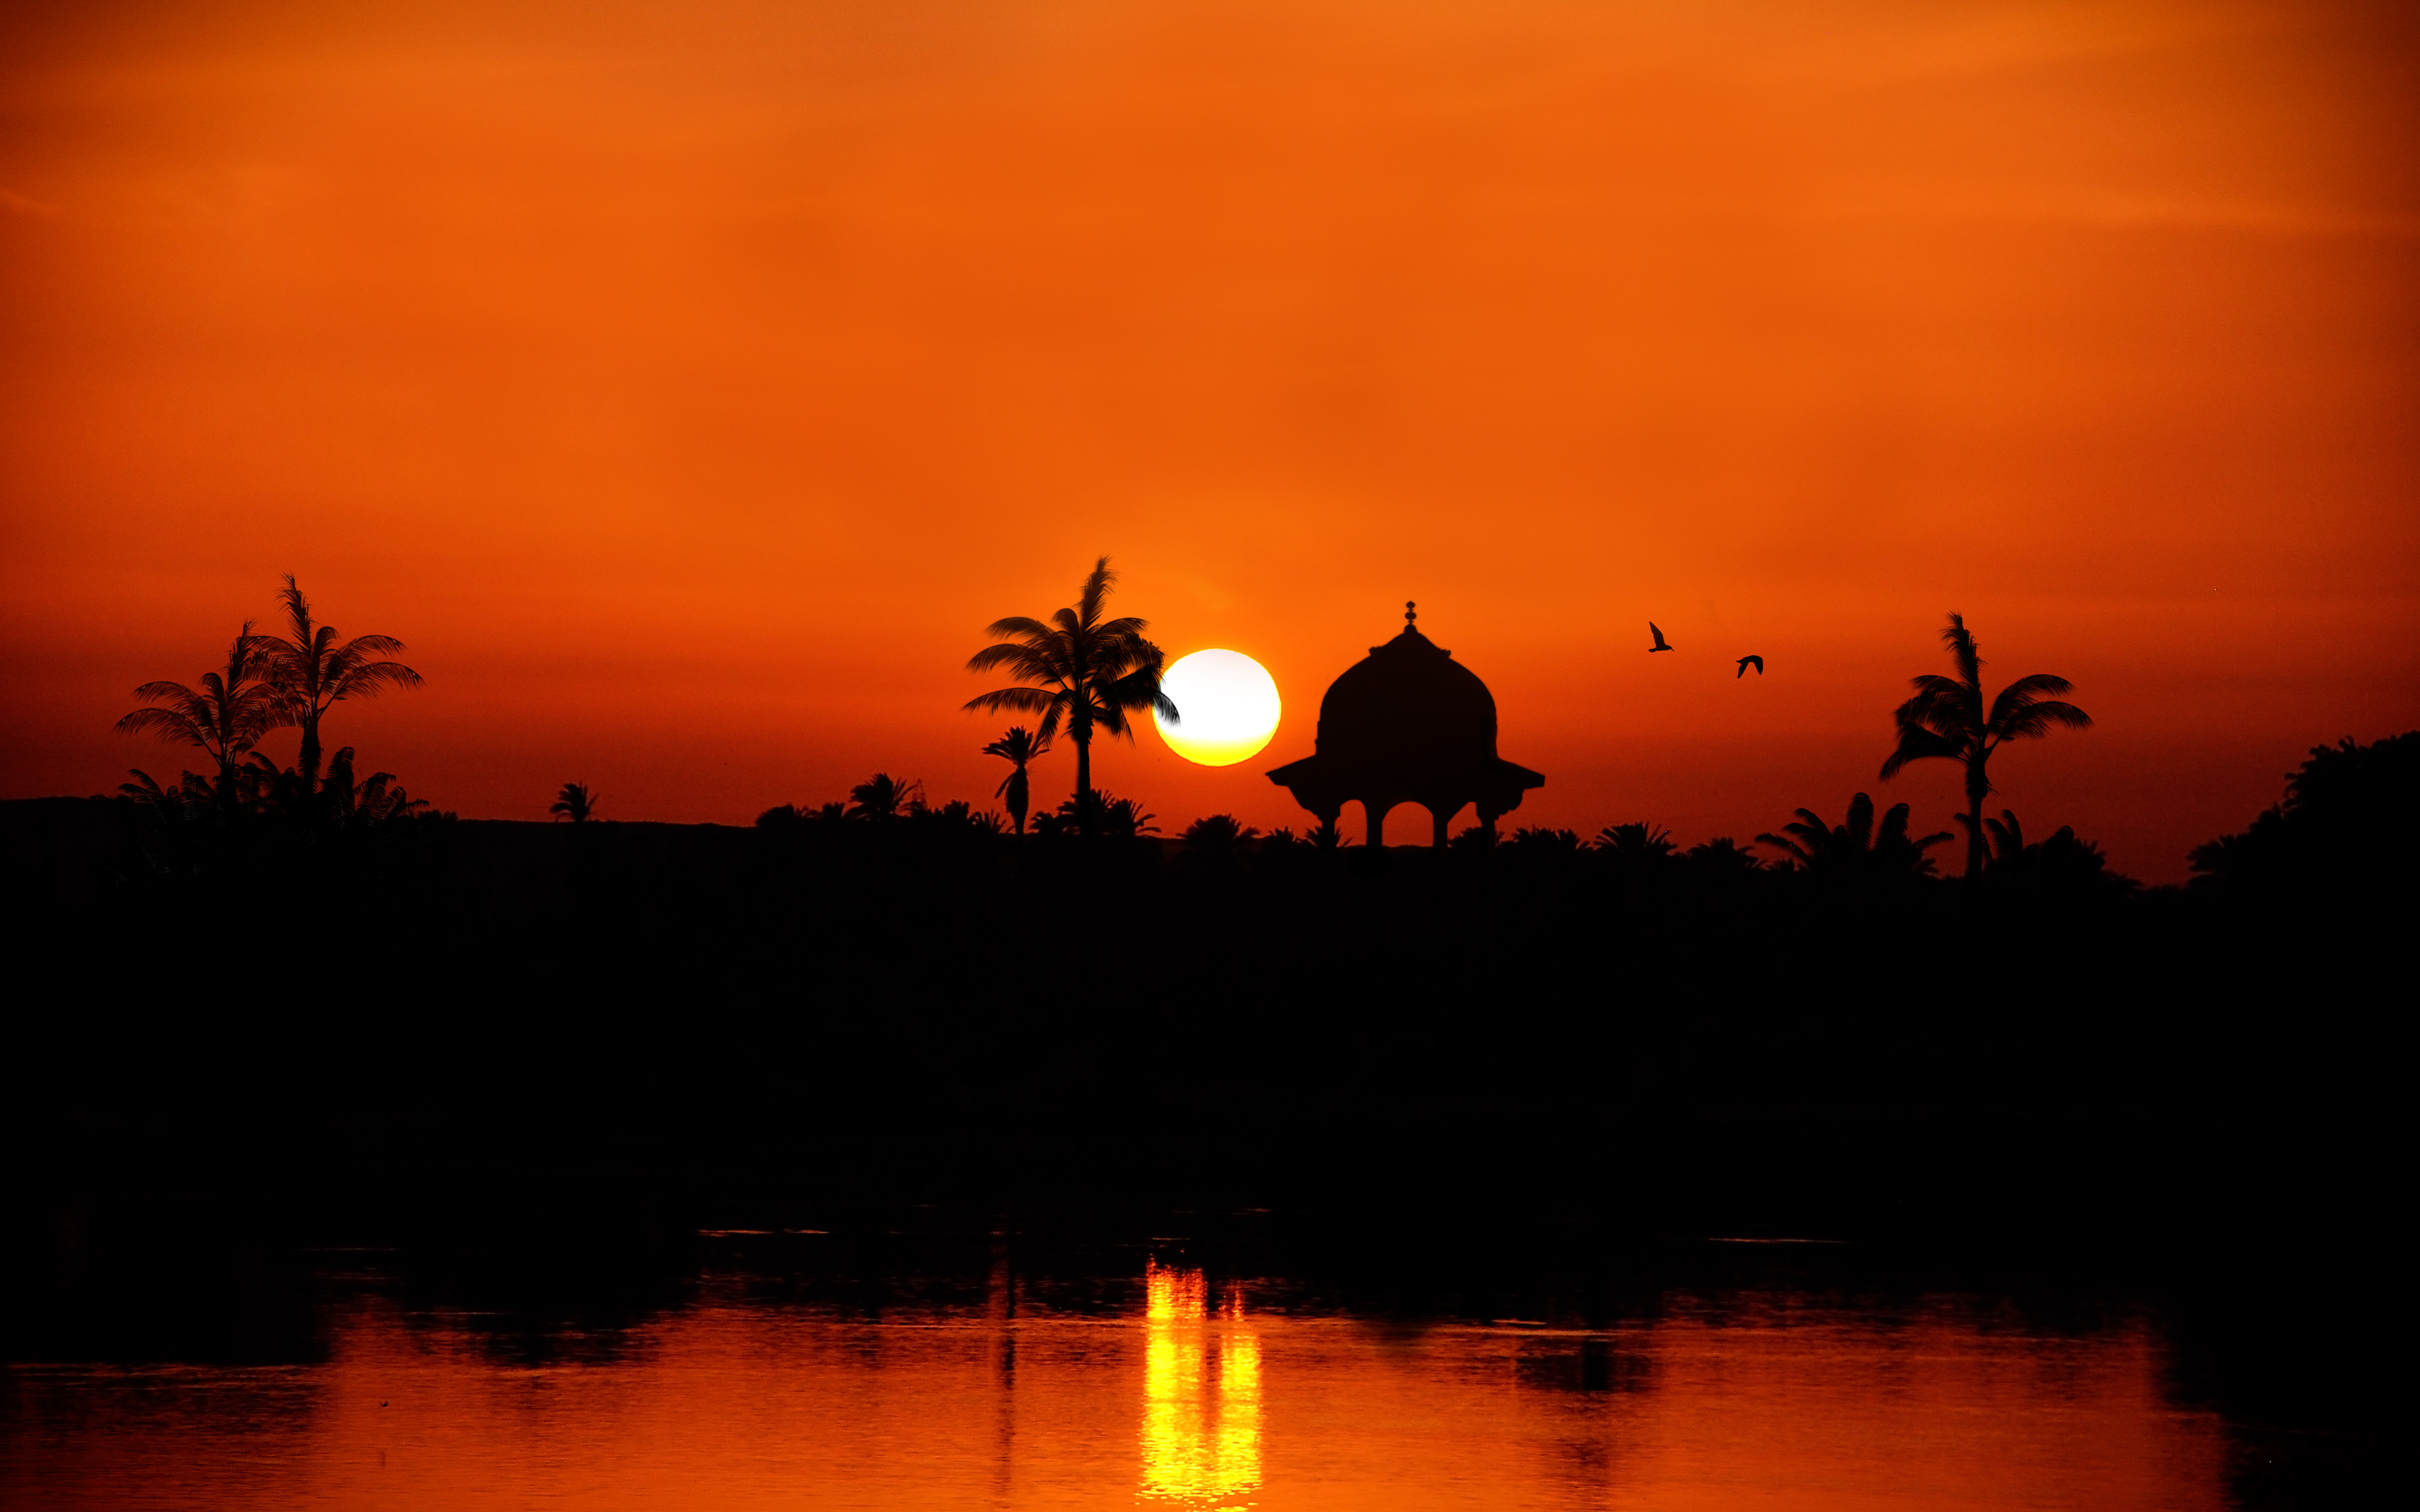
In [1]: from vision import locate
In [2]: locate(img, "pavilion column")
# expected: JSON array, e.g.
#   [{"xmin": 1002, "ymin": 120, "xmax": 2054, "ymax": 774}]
[
  {"xmin": 1431, "ymin": 805, "xmax": 1449, "ymax": 849},
  {"xmin": 1365, "ymin": 799, "xmax": 1386, "ymax": 849}
]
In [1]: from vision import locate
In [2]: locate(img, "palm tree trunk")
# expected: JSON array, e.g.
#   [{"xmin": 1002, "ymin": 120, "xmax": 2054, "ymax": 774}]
[
  {"xmin": 299, "ymin": 715, "xmax": 323, "ymax": 797},
  {"xmin": 1964, "ymin": 749, "xmax": 1989, "ymax": 879},
  {"xmin": 1073, "ymin": 733, "xmax": 1092, "ymax": 833}
]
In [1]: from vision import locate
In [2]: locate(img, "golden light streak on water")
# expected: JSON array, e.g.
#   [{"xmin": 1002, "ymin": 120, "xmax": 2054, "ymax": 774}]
[{"xmin": 1140, "ymin": 1263, "xmax": 1262, "ymax": 1508}]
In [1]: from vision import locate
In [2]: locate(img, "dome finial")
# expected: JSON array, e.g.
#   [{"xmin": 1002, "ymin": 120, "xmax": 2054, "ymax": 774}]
[{"xmin": 1405, "ymin": 600, "xmax": 1417, "ymax": 627}]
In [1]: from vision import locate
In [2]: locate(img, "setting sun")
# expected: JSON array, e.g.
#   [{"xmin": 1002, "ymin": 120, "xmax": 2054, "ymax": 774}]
[{"xmin": 1156, "ymin": 650, "xmax": 1281, "ymax": 767}]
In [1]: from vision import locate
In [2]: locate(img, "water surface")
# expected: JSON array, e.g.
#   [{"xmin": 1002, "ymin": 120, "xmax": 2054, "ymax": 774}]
[{"xmin": 3, "ymin": 1244, "xmax": 2233, "ymax": 1510}]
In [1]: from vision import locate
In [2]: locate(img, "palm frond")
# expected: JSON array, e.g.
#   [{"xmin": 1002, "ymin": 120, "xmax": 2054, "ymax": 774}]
[
  {"xmin": 326, "ymin": 660, "xmax": 424, "ymax": 700},
  {"xmin": 1874, "ymin": 800, "xmax": 1909, "ymax": 848},
  {"xmin": 981, "ymin": 616, "xmax": 1055, "ymax": 641},
  {"xmin": 1993, "ymin": 699, "xmax": 2093, "ymax": 740},
  {"xmin": 963, "ymin": 687, "xmax": 1056, "ymax": 716},
  {"xmin": 1879, "ymin": 723, "xmax": 1962, "ymax": 779},
  {"xmin": 1939, "ymin": 611, "xmax": 1981, "ymax": 685},
  {"xmin": 1101, "ymin": 660, "xmax": 1173, "ymax": 719},
  {"xmin": 965, "ymin": 643, "xmax": 1051, "ymax": 675},
  {"xmin": 1845, "ymin": 793, "xmax": 1876, "ymax": 849},
  {"xmin": 1075, "ymin": 556, "xmax": 1115, "ymax": 622},
  {"xmin": 1754, "ymin": 831, "xmax": 1812, "ymax": 866},
  {"xmin": 114, "ymin": 705, "xmax": 205, "ymax": 745},
  {"xmin": 1990, "ymin": 671, "xmax": 2073, "ymax": 706}
]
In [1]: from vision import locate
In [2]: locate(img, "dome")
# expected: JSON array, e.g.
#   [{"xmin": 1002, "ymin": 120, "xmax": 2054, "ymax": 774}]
[
  {"xmin": 1313, "ymin": 624, "xmax": 1500, "ymax": 781},
  {"xmin": 1267, "ymin": 604, "xmax": 1543, "ymax": 845}
]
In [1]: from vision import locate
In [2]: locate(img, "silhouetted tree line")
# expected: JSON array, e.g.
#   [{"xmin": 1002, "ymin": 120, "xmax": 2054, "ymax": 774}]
[
  {"xmin": 2188, "ymin": 732, "xmax": 2418, "ymax": 897},
  {"xmin": 738, "ymin": 769, "xmax": 2152, "ymax": 903}
]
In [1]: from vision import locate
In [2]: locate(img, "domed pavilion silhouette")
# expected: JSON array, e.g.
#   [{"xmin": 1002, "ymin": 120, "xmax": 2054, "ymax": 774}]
[{"xmin": 1267, "ymin": 602, "xmax": 1545, "ymax": 847}]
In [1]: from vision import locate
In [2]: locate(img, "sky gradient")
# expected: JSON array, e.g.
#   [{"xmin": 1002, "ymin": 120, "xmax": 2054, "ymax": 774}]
[{"xmin": 4, "ymin": 0, "xmax": 2415, "ymax": 878}]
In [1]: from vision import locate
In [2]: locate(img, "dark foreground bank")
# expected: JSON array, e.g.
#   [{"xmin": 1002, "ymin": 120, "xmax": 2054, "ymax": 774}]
[
  {"xmin": 0, "ymin": 792, "xmax": 2399, "ymax": 1246},
  {"xmin": 1, "ymin": 793, "xmax": 2403, "ymax": 1503}
]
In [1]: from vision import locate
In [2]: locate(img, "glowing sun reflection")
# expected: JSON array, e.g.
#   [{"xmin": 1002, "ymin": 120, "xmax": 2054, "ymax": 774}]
[{"xmin": 1141, "ymin": 1262, "xmax": 1262, "ymax": 1507}]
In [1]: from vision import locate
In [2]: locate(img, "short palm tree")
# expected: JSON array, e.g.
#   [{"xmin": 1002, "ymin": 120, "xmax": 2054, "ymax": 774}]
[
  {"xmin": 550, "ymin": 782, "xmax": 600, "ymax": 822},
  {"xmin": 1758, "ymin": 792, "xmax": 1954, "ymax": 879},
  {"xmin": 964, "ymin": 557, "xmax": 1177, "ymax": 832},
  {"xmin": 1054, "ymin": 789, "xmax": 1156, "ymax": 839},
  {"xmin": 1594, "ymin": 822, "xmax": 1676, "ymax": 859},
  {"xmin": 1879, "ymin": 612, "xmax": 2092, "ymax": 880},
  {"xmin": 1181, "ymin": 813, "xmax": 1259, "ymax": 850},
  {"xmin": 322, "ymin": 747, "xmax": 429, "ymax": 832},
  {"xmin": 848, "ymin": 772, "xmax": 923, "ymax": 821},
  {"xmin": 114, "ymin": 622, "xmax": 282, "ymax": 811},
  {"xmin": 255, "ymin": 576, "xmax": 424, "ymax": 795},
  {"xmin": 981, "ymin": 726, "xmax": 1052, "ymax": 835}
]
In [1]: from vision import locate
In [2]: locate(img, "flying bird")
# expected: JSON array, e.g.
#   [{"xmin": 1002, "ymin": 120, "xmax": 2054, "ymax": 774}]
[
  {"xmin": 1647, "ymin": 622, "xmax": 1674, "ymax": 653},
  {"xmin": 1737, "ymin": 655, "xmax": 1763, "ymax": 678}
]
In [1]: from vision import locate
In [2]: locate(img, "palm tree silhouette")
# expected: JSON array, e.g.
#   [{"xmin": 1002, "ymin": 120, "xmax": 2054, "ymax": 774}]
[
  {"xmin": 255, "ymin": 576, "xmax": 424, "ymax": 797},
  {"xmin": 1180, "ymin": 813, "xmax": 1259, "ymax": 850},
  {"xmin": 114, "ymin": 622, "xmax": 281, "ymax": 812},
  {"xmin": 1035, "ymin": 789, "xmax": 1158, "ymax": 839},
  {"xmin": 321, "ymin": 747, "xmax": 429, "ymax": 832},
  {"xmin": 1879, "ymin": 612, "xmax": 2092, "ymax": 880},
  {"xmin": 1594, "ymin": 822, "xmax": 1676, "ymax": 859},
  {"xmin": 848, "ymin": 772, "xmax": 923, "ymax": 821},
  {"xmin": 1757, "ymin": 792, "xmax": 1954, "ymax": 879},
  {"xmin": 981, "ymin": 727, "xmax": 1051, "ymax": 835},
  {"xmin": 963, "ymin": 558, "xmax": 1176, "ymax": 833},
  {"xmin": 550, "ymin": 782, "xmax": 600, "ymax": 823}
]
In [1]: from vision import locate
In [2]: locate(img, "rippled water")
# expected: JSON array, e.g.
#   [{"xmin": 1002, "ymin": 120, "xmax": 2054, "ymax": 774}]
[{"xmin": 4, "ymin": 1247, "xmax": 2235, "ymax": 1510}]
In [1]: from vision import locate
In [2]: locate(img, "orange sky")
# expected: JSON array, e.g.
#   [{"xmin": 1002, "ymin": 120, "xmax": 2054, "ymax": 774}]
[{"xmin": 3, "ymin": 0, "xmax": 2414, "ymax": 879}]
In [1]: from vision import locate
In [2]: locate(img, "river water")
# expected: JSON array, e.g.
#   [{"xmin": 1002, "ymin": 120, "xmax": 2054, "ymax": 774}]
[{"xmin": 0, "ymin": 1239, "xmax": 2266, "ymax": 1509}]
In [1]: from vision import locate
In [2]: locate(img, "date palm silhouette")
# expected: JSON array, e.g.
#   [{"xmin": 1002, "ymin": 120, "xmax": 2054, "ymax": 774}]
[
  {"xmin": 1758, "ymin": 792, "xmax": 1953, "ymax": 879},
  {"xmin": 115, "ymin": 622, "xmax": 281, "ymax": 811},
  {"xmin": 964, "ymin": 557, "xmax": 1176, "ymax": 832},
  {"xmin": 848, "ymin": 772, "xmax": 923, "ymax": 822},
  {"xmin": 550, "ymin": 782, "xmax": 600, "ymax": 823},
  {"xmin": 1879, "ymin": 612, "xmax": 2091, "ymax": 880},
  {"xmin": 981, "ymin": 726, "xmax": 1051, "ymax": 835},
  {"xmin": 255, "ymin": 576, "xmax": 423, "ymax": 798}
]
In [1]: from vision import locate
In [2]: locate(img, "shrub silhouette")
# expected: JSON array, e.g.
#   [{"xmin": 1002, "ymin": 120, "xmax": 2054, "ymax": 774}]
[
  {"xmin": 1979, "ymin": 810, "xmax": 2136, "ymax": 895},
  {"xmin": 1507, "ymin": 827, "xmax": 1584, "ymax": 854},
  {"xmin": 2190, "ymin": 731, "xmax": 2417, "ymax": 894},
  {"xmin": 1682, "ymin": 837, "xmax": 1763, "ymax": 875}
]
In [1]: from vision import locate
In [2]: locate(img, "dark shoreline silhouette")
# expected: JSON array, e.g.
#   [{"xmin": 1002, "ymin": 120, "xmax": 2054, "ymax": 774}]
[{"xmin": 3, "ymin": 730, "xmax": 2406, "ymax": 1249}]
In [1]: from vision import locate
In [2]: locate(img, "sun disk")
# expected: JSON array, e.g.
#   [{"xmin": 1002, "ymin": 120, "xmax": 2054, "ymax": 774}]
[{"xmin": 1155, "ymin": 650, "xmax": 1281, "ymax": 767}]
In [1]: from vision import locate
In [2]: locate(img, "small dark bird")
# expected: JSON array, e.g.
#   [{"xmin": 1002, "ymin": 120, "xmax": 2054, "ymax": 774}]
[
  {"xmin": 1736, "ymin": 655, "xmax": 1763, "ymax": 677},
  {"xmin": 1647, "ymin": 622, "xmax": 1674, "ymax": 653}
]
